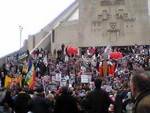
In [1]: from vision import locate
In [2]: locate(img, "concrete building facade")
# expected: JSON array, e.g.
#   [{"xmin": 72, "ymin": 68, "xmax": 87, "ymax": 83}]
[{"xmin": 25, "ymin": 0, "xmax": 150, "ymax": 54}]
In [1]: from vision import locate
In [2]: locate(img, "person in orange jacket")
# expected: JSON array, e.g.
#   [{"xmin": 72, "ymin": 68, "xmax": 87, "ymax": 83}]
[{"xmin": 99, "ymin": 60, "xmax": 116, "ymax": 77}]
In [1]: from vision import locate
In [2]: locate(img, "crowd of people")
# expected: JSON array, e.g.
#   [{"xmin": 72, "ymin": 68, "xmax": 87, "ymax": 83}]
[{"xmin": 0, "ymin": 44, "xmax": 150, "ymax": 113}]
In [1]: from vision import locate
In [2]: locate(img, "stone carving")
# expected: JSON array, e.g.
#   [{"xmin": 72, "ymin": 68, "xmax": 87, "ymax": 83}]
[
  {"xmin": 107, "ymin": 22, "xmax": 120, "ymax": 33},
  {"xmin": 91, "ymin": 9, "xmax": 110, "ymax": 31},
  {"xmin": 115, "ymin": 9, "xmax": 136, "ymax": 22},
  {"xmin": 100, "ymin": 0, "xmax": 125, "ymax": 6},
  {"xmin": 102, "ymin": 10, "xmax": 110, "ymax": 21},
  {"xmin": 91, "ymin": 20, "xmax": 102, "ymax": 32},
  {"xmin": 107, "ymin": 22, "xmax": 120, "ymax": 42},
  {"xmin": 97, "ymin": 10, "xmax": 110, "ymax": 21},
  {"xmin": 91, "ymin": 3, "xmax": 136, "ymax": 35},
  {"xmin": 92, "ymin": 21, "xmax": 102, "ymax": 27}
]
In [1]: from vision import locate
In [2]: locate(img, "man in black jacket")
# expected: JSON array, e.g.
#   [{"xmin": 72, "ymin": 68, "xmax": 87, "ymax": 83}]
[
  {"xmin": 54, "ymin": 86, "xmax": 79, "ymax": 113},
  {"xmin": 84, "ymin": 79, "xmax": 112, "ymax": 113}
]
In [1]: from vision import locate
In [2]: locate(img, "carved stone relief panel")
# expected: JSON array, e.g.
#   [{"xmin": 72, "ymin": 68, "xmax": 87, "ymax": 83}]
[
  {"xmin": 115, "ymin": 8, "xmax": 136, "ymax": 22},
  {"xmin": 107, "ymin": 22, "xmax": 120, "ymax": 41},
  {"xmin": 91, "ymin": 0, "xmax": 136, "ymax": 40},
  {"xmin": 100, "ymin": 0, "xmax": 125, "ymax": 6}
]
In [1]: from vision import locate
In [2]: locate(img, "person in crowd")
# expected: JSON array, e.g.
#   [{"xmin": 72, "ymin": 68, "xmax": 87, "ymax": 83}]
[
  {"xmin": 83, "ymin": 79, "xmax": 112, "ymax": 113},
  {"xmin": 1, "ymin": 45, "xmax": 150, "ymax": 113},
  {"xmin": 29, "ymin": 97, "xmax": 51, "ymax": 113},
  {"xmin": 130, "ymin": 69, "xmax": 150, "ymax": 113},
  {"xmin": 54, "ymin": 86, "xmax": 80, "ymax": 113},
  {"xmin": 14, "ymin": 92, "xmax": 31, "ymax": 113},
  {"xmin": 0, "ymin": 89, "xmax": 13, "ymax": 113},
  {"xmin": 114, "ymin": 82, "xmax": 130, "ymax": 113},
  {"xmin": 46, "ymin": 93, "xmax": 55, "ymax": 113}
]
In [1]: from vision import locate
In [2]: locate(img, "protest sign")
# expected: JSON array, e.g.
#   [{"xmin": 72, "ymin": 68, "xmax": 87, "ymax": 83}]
[
  {"xmin": 55, "ymin": 73, "xmax": 61, "ymax": 82},
  {"xmin": 81, "ymin": 75, "xmax": 91, "ymax": 83}
]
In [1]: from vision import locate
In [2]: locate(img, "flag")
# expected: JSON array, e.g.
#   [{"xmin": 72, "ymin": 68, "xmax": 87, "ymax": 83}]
[
  {"xmin": 25, "ymin": 65, "xmax": 36, "ymax": 89},
  {"xmin": 28, "ymin": 59, "xmax": 32, "ymax": 72},
  {"xmin": 4, "ymin": 76, "xmax": 12, "ymax": 88},
  {"xmin": 4, "ymin": 75, "xmax": 22, "ymax": 88}
]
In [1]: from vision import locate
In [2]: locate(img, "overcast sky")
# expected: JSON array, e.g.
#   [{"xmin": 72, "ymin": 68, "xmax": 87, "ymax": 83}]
[{"xmin": 0, "ymin": 0, "xmax": 75, "ymax": 57}]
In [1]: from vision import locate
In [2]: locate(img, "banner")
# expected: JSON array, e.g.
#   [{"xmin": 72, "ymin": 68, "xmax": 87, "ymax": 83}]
[
  {"xmin": 24, "ymin": 65, "xmax": 36, "ymax": 89},
  {"xmin": 4, "ymin": 76, "xmax": 12, "ymax": 88}
]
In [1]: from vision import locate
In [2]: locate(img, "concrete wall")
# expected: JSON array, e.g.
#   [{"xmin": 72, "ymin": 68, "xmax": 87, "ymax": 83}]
[
  {"xmin": 27, "ymin": 35, "xmax": 34, "ymax": 51},
  {"xmin": 52, "ymin": 20, "xmax": 79, "ymax": 51},
  {"xmin": 27, "ymin": 30, "xmax": 49, "ymax": 52},
  {"xmin": 34, "ymin": 33, "xmax": 51, "ymax": 52},
  {"xmin": 34, "ymin": 31, "xmax": 49, "ymax": 47}
]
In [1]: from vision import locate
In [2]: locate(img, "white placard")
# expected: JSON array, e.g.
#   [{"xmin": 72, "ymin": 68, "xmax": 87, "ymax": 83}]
[
  {"xmin": 81, "ymin": 75, "xmax": 91, "ymax": 83},
  {"xmin": 55, "ymin": 73, "xmax": 62, "ymax": 82}
]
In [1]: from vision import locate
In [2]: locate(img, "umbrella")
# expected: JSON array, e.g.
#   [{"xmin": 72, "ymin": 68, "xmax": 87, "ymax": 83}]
[
  {"xmin": 67, "ymin": 46, "xmax": 78, "ymax": 56},
  {"xmin": 110, "ymin": 52, "xmax": 123, "ymax": 60}
]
